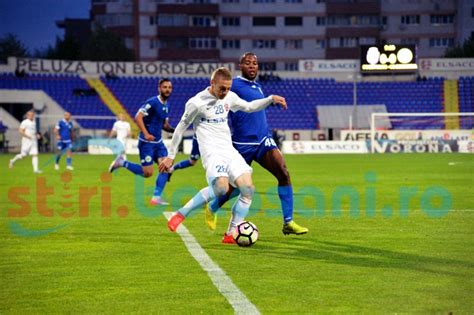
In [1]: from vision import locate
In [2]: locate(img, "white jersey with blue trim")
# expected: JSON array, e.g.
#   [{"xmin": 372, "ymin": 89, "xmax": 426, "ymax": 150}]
[{"xmin": 168, "ymin": 87, "xmax": 273, "ymax": 162}]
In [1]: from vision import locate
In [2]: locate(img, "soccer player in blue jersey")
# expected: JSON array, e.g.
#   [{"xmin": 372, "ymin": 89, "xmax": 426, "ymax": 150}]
[
  {"xmin": 109, "ymin": 78, "xmax": 174, "ymax": 205},
  {"xmin": 208, "ymin": 52, "xmax": 308, "ymax": 235},
  {"xmin": 54, "ymin": 112, "xmax": 74, "ymax": 171}
]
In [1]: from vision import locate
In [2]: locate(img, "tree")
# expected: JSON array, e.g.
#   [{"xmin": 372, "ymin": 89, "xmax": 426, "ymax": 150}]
[
  {"xmin": 445, "ymin": 35, "xmax": 474, "ymax": 58},
  {"xmin": 46, "ymin": 36, "xmax": 82, "ymax": 60},
  {"xmin": 81, "ymin": 25, "xmax": 134, "ymax": 61},
  {"xmin": 0, "ymin": 33, "xmax": 28, "ymax": 63}
]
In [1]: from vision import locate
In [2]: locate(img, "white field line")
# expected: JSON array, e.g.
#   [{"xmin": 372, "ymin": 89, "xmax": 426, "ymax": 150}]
[{"xmin": 163, "ymin": 212, "xmax": 260, "ymax": 315}]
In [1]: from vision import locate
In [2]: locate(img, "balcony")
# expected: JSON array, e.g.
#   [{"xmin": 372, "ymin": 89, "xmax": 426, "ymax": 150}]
[
  {"xmin": 158, "ymin": 48, "xmax": 219, "ymax": 60},
  {"xmin": 326, "ymin": 0, "xmax": 380, "ymax": 15},
  {"xmin": 326, "ymin": 47, "xmax": 360, "ymax": 59},
  {"xmin": 326, "ymin": 27, "xmax": 379, "ymax": 38},
  {"xmin": 157, "ymin": 26, "xmax": 218, "ymax": 37},
  {"xmin": 157, "ymin": 3, "xmax": 219, "ymax": 15}
]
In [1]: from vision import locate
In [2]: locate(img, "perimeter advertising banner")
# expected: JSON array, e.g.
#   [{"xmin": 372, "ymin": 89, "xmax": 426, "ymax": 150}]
[
  {"xmin": 341, "ymin": 130, "xmax": 472, "ymax": 142},
  {"xmin": 4, "ymin": 57, "xmax": 234, "ymax": 77}
]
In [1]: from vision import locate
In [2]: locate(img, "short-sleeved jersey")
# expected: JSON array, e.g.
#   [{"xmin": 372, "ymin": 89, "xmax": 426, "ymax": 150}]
[
  {"xmin": 56, "ymin": 119, "xmax": 73, "ymax": 142},
  {"xmin": 137, "ymin": 96, "xmax": 168, "ymax": 143},
  {"xmin": 20, "ymin": 119, "xmax": 37, "ymax": 143},
  {"xmin": 229, "ymin": 76, "xmax": 270, "ymax": 144},
  {"xmin": 170, "ymin": 87, "xmax": 272, "ymax": 162},
  {"xmin": 112, "ymin": 120, "xmax": 131, "ymax": 142}
]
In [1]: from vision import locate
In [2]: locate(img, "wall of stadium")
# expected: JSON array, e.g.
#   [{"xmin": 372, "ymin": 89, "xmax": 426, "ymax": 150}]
[{"xmin": 1, "ymin": 57, "xmax": 473, "ymax": 80}]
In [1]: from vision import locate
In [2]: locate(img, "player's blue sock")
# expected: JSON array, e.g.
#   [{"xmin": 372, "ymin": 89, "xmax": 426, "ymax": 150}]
[
  {"xmin": 123, "ymin": 161, "xmax": 144, "ymax": 176},
  {"xmin": 153, "ymin": 173, "xmax": 169, "ymax": 197},
  {"xmin": 278, "ymin": 185, "xmax": 294, "ymax": 223},
  {"xmin": 173, "ymin": 159, "xmax": 192, "ymax": 171},
  {"xmin": 179, "ymin": 186, "xmax": 215, "ymax": 217},
  {"xmin": 66, "ymin": 157, "xmax": 71, "ymax": 166},
  {"xmin": 209, "ymin": 188, "xmax": 240, "ymax": 213},
  {"xmin": 55, "ymin": 154, "xmax": 61, "ymax": 164}
]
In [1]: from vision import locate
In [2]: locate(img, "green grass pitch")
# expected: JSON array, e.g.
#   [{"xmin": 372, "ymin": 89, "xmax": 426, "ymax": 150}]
[{"xmin": 1, "ymin": 153, "xmax": 473, "ymax": 313}]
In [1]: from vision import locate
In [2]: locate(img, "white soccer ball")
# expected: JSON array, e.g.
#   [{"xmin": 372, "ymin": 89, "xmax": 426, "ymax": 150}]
[{"xmin": 232, "ymin": 221, "xmax": 259, "ymax": 247}]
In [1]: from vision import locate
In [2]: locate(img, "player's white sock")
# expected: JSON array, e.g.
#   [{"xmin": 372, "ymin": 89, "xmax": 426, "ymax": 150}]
[
  {"xmin": 32, "ymin": 155, "xmax": 39, "ymax": 172},
  {"xmin": 226, "ymin": 195, "xmax": 251, "ymax": 235},
  {"xmin": 178, "ymin": 186, "xmax": 215, "ymax": 217}
]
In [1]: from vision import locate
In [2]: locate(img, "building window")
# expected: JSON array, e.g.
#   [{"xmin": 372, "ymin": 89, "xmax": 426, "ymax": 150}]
[
  {"xmin": 252, "ymin": 39, "xmax": 276, "ymax": 49},
  {"xmin": 189, "ymin": 37, "xmax": 217, "ymax": 49},
  {"xmin": 430, "ymin": 14, "xmax": 454, "ymax": 25},
  {"xmin": 316, "ymin": 0, "xmax": 325, "ymax": 3},
  {"xmin": 158, "ymin": 14, "xmax": 187, "ymax": 26},
  {"xmin": 285, "ymin": 0, "xmax": 302, "ymax": 2},
  {"xmin": 284, "ymin": 39, "xmax": 303, "ymax": 49},
  {"xmin": 400, "ymin": 38, "xmax": 419, "ymax": 45},
  {"xmin": 316, "ymin": 17, "xmax": 326, "ymax": 25},
  {"xmin": 359, "ymin": 37, "xmax": 376, "ymax": 45},
  {"xmin": 150, "ymin": 16, "xmax": 158, "ymax": 25},
  {"xmin": 191, "ymin": 16, "xmax": 216, "ymax": 27},
  {"xmin": 316, "ymin": 39, "xmax": 325, "ymax": 48},
  {"xmin": 259, "ymin": 62, "xmax": 276, "ymax": 71},
  {"xmin": 285, "ymin": 16, "xmax": 303, "ymax": 26},
  {"xmin": 329, "ymin": 37, "xmax": 357, "ymax": 48},
  {"xmin": 222, "ymin": 16, "xmax": 240, "ymax": 26},
  {"xmin": 253, "ymin": 17, "xmax": 276, "ymax": 26},
  {"xmin": 150, "ymin": 39, "xmax": 160, "ymax": 49},
  {"xmin": 284, "ymin": 62, "xmax": 298, "ymax": 71},
  {"xmin": 253, "ymin": 0, "xmax": 276, "ymax": 2},
  {"xmin": 222, "ymin": 0, "xmax": 239, "ymax": 2},
  {"xmin": 222, "ymin": 39, "xmax": 241, "ymax": 49},
  {"xmin": 429, "ymin": 38, "xmax": 454, "ymax": 48},
  {"xmin": 160, "ymin": 38, "xmax": 187, "ymax": 49},
  {"xmin": 401, "ymin": 15, "xmax": 420, "ymax": 25}
]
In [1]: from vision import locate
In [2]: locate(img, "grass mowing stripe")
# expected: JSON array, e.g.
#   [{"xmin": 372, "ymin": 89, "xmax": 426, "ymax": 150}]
[{"xmin": 163, "ymin": 212, "xmax": 260, "ymax": 315}]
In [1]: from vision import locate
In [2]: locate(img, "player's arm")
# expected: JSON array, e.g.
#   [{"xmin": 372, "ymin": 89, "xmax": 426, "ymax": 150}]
[
  {"xmin": 110, "ymin": 124, "xmax": 117, "ymax": 138},
  {"xmin": 159, "ymin": 102, "xmax": 198, "ymax": 172},
  {"xmin": 230, "ymin": 93, "xmax": 287, "ymax": 113},
  {"xmin": 54, "ymin": 125, "xmax": 61, "ymax": 140},
  {"xmin": 18, "ymin": 126, "xmax": 31, "ymax": 140},
  {"xmin": 135, "ymin": 111, "xmax": 154, "ymax": 141},
  {"xmin": 162, "ymin": 118, "xmax": 175, "ymax": 133}
]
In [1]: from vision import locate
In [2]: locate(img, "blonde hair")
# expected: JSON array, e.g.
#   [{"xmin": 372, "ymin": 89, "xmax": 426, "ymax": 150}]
[{"xmin": 211, "ymin": 67, "xmax": 232, "ymax": 81}]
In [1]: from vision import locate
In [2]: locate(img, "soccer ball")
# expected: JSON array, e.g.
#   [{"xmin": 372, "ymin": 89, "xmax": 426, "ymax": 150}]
[{"xmin": 232, "ymin": 221, "xmax": 259, "ymax": 247}]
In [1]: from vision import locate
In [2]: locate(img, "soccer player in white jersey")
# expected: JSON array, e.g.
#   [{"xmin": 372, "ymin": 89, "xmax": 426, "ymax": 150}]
[
  {"xmin": 9, "ymin": 110, "xmax": 42, "ymax": 173},
  {"xmin": 160, "ymin": 67, "xmax": 287, "ymax": 244},
  {"xmin": 110, "ymin": 113, "xmax": 131, "ymax": 159}
]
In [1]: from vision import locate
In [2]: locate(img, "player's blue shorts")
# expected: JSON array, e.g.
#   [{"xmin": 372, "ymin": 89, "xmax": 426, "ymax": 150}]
[
  {"xmin": 138, "ymin": 140, "xmax": 168, "ymax": 167},
  {"xmin": 57, "ymin": 140, "xmax": 72, "ymax": 151},
  {"xmin": 190, "ymin": 137, "xmax": 200, "ymax": 161},
  {"xmin": 233, "ymin": 136, "xmax": 278, "ymax": 165}
]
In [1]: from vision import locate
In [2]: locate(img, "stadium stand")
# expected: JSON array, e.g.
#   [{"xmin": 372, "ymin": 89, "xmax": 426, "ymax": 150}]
[
  {"xmin": 2, "ymin": 73, "xmax": 471, "ymax": 130},
  {"xmin": 0, "ymin": 73, "xmax": 114, "ymax": 129}
]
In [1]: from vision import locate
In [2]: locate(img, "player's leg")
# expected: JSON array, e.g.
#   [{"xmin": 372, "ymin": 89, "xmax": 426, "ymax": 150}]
[
  {"xmin": 257, "ymin": 145, "xmax": 308, "ymax": 235},
  {"xmin": 55, "ymin": 142, "xmax": 63, "ymax": 170},
  {"xmin": 9, "ymin": 144, "xmax": 28, "ymax": 168},
  {"xmin": 66, "ymin": 145, "xmax": 73, "ymax": 170},
  {"xmin": 222, "ymin": 172, "xmax": 254, "ymax": 244},
  {"xmin": 150, "ymin": 143, "xmax": 170, "ymax": 205},
  {"xmin": 167, "ymin": 186, "xmax": 215, "ymax": 232},
  {"xmin": 109, "ymin": 141, "xmax": 149, "ymax": 176},
  {"xmin": 30, "ymin": 143, "xmax": 41, "ymax": 173}
]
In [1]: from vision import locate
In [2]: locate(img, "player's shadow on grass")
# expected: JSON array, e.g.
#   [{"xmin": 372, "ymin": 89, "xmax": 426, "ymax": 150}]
[{"xmin": 241, "ymin": 240, "xmax": 473, "ymax": 277}]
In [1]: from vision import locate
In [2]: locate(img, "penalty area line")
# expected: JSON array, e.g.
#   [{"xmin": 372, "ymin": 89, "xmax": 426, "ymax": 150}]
[{"xmin": 163, "ymin": 212, "xmax": 260, "ymax": 315}]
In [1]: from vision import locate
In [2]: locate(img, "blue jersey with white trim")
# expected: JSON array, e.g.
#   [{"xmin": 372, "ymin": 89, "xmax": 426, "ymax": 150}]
[
  {"xmin": 137, "ymin": 95, "xmax": 169, "ymax": 143},
  {"xmin": 229, "ymin": 76, "xmax": 270, "ymax": 144},
  {"xmin": 56, "ymin": 119, "xmax": 73, "ymax": 142}
]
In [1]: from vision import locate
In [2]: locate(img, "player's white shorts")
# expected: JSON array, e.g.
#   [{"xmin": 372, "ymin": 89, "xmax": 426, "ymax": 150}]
[
  {"xmin": 203, "ymin": 149, "xmax": 252, "ymax": 187},
  {"xmin": 117, "ymin": 137, "xmax": 127, "ymax": 152},
  {"xmin": 21, "ymin": 140, "xmax": 38, "ymax": 156}
]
